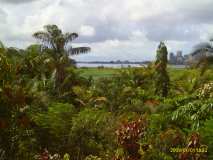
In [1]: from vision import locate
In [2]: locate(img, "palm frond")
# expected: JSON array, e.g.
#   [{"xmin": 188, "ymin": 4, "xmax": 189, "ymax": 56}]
[
  {"xmin": 33, "ymin": 31, "xmax": 51, "ymax": 43},
  {"xmin": 69, "ymin": 47, "xmax": 91, "ymax": 55},
  {"xmin": 64, "ymin": 33, "xmax": 78, "ymax": 43},
  {"xmin": 44, "ymin": 24, "xmax": 62, "ymax": 37},
  {"xmin": 33, "ymin": 31, "xmax": 56, "ymax": 50}
]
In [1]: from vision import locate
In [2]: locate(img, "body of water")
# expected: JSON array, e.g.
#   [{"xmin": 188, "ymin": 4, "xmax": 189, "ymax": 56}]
[
  {"xmin": 76, "ymin": 63, "xmax": 186, "ymax": 68},
  {"xmin": 77, "ymin": 63, "xmax": 143, "ymax": 68}
]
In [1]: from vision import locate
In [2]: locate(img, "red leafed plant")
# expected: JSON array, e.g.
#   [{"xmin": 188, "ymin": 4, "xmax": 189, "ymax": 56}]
[
  {"xmin": 35, "ymin": 148, "xmax": 50, "ymax": 160},
  {"xmin": 115, "ymin": 116, "xmax": 147, "ymax": 159}
]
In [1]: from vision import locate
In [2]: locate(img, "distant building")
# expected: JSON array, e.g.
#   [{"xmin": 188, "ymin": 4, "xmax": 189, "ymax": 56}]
[
  {"xmin": 169, "ymin": 52, "xmax": 176, "ymax": 64},
  {"xmin": 169, "ymin": 51, "xmax": 185, "ymax": 64},
  {"xmin": 176, "ymin": 50, "xmax": 182, "ymax": 57},
  {"xmin": 190, "ymin": 48, "xmax": 213, "ymax": 61},
  {"xmin": 184, "ymin": 42, "xmax": 213, "ymax": 64},
  {"xmin": 176, "ymin": 51, "xmax": 184, "ymax": 64}
]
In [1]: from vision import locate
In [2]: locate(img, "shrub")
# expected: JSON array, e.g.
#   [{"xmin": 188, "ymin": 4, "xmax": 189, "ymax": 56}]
[
  {"xmin": 32, "ymin": 103, "xmax": 76, "ymax": 153},
  {"xmin": 116, "ymin": 116, "xmax": 147, "ymax": 159},
  {"xmin": 69, "ymin": 108, "xmax": 115, "ymax": 159}
]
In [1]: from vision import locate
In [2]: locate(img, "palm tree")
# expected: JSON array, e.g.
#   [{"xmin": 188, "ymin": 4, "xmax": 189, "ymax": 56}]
[{"xmin": 33, "ymin": 25, "xmax": 91, "ymax": 91}]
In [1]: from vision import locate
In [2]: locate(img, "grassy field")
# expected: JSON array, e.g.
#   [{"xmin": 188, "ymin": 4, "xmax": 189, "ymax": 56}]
[
  {"xmin": 78, "ymin": 67, "xmax": 120, "ymax": 79},
  {"xmin": 78, "ymin": 67, "xmax": 188, "ymax": 79}
]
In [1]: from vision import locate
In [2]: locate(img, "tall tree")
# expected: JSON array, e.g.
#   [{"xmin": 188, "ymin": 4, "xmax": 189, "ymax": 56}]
[
  {"xmin": 154, "ymin": 42, "xmax": 170, "ymax": 97},
  {"xmin": 33, "ymin": 25, "xmax": 90, "ymax": 91}
]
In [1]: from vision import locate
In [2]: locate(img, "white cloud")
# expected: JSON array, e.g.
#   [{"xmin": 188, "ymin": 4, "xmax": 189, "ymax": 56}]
[
  {"xmin": 80, "ymin": 25, "xmax": 95, "ymax": 36},
  {"xmin": 1, "ymin": 0, "xmax": 213, "ymax": 60},
  {"xmin": 0, "ymin": 0, "xmax": 39, "ymax": 4}
]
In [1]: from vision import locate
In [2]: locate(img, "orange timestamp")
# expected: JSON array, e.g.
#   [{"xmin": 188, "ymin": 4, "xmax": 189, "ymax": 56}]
[{"xmin": 170, "ymin": 147, "xmax": 208, "ymax": 153}]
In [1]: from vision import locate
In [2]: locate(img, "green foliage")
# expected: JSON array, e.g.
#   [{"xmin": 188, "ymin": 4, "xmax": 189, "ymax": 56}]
[
  {"xmin": 92, "ymin": 67, "xmax": 154, "ymax": 112},
  {"xmin": 169, "ymin": 69, "xmax": 200, "ymax": 95},
  {"xmin": 32, "ymin": 103, "xmax": 76, "ymax": 153},
  {"xmin": 33, "ymin": 103, "xmax": 76, "ymax": 137},
  {"xmin": 197, "ymin": 81, "xmax": 213, "ymax": 99},
  {"xmin": 84, "ymin": 155, "xmax": 102, "ymax": 160},
  {"xmin": 139, "ymin": 148, "xmax": 174, "ymax": 160},
  {"xmin": 199, "ymin": 118, "xmax": 213, "ymax": 159},
  {"xmin": 172, "ymin": 100, "xmax": 213, "ymax": 130},
  {"xmin": 69, "ymin": 108, "xmax": 115, "ymax": 158},
  {"xmin": 63, "ymin": 153, "xmax": 70, "ymax": 160}
]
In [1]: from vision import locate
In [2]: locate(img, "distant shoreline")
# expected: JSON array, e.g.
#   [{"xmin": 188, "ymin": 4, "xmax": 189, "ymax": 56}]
[
  {"xmin": 76, "ymin": 62, "xmax": 186, "ymax": 68},
  {"xmin": 76, "ymin": 61, "xmax": 187, "ymax": 65},
  {"xmin": 76, "ymin": 61, "xmax": 152, "ymax": 65}
]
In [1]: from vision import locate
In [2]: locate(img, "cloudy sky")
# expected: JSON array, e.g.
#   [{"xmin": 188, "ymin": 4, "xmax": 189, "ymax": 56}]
[{"xmin": 1, "ymin": 0, "xmax": 213, "ymax": 61}]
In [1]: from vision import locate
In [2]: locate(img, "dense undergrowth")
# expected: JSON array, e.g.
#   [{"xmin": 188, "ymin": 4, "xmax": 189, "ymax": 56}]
[{"xmin": 0, "ymin": 25, "xmax": 213, "ymax": 160}]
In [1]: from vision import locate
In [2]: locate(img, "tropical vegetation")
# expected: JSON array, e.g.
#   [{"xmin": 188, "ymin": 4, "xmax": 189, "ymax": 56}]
[{"xmin": 0, "ymin": 25, "xmax": 212, "ymax": 160}]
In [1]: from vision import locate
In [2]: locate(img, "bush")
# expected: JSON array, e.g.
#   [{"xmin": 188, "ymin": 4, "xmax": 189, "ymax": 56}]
[
  {"xmin": 32, "ymin": 103, "xmax": 76, "ymax": 153},
  {"xmin": 115, "ymin": 116, "xmax": 147, "ymax": 159},
  {"xmin": 69, "ymin": 108, "xmax": 115, "ymax": 159}
]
